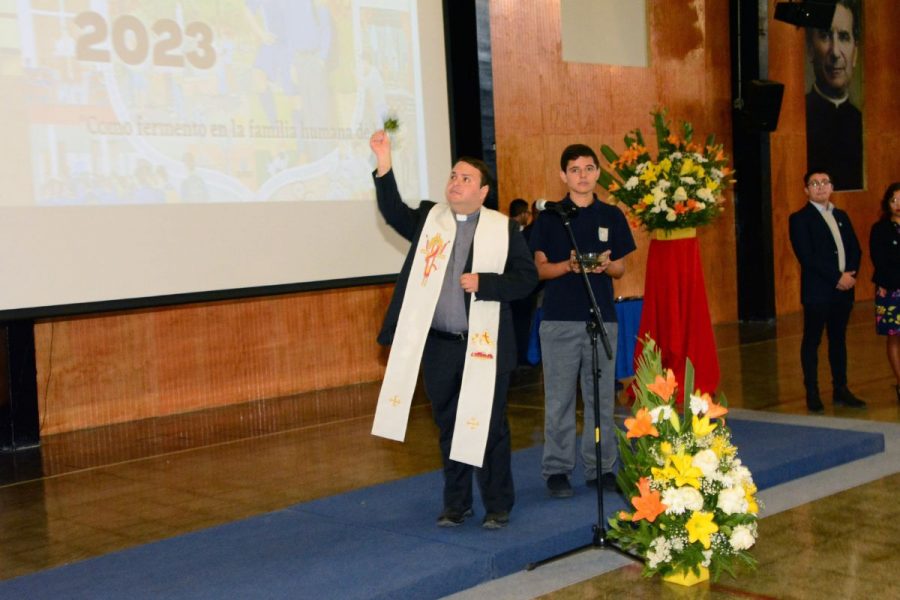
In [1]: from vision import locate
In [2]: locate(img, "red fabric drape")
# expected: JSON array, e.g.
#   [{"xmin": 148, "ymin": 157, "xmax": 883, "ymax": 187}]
[{"xmin": 633, "ymin": 237, "xmax": 720, "ymax": 399}]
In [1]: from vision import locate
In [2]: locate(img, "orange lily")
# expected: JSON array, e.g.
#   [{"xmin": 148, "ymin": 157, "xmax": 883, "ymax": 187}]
[
  {"xmin": 625, "ymin": 407, "xmax": 659, "ymax": 439},
  {"xmin": 705, "ymin": 398, "xmax": 728, "ymax": 419},
  {"xmin": 647, "ymin": 368, "xmax": 677, "ymax": 400},
  {"xmin": 631, "ymin": 477, "xmax": 667, "ymax": 523}
]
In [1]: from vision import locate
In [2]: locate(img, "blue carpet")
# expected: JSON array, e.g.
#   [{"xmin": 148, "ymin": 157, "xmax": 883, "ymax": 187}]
[{"xmin": 0, "ymin": 419, "xmax": 884, "ymax": 600}]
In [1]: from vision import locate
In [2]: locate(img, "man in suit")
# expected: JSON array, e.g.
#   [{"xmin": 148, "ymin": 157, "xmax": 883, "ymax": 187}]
[
  {"xmin": 789, "ymin": 168, "xmax": 865, "ymax": 412},
  {"xmin": 369, "ymin": 130, "xmax": 537, "ymax": 529}
]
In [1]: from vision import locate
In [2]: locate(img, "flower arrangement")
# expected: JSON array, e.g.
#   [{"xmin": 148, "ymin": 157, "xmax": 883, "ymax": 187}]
[
  {"xmin": 607, "ymin": 336, "xmax": 759, "ymax": 583},
  {"xmin": 597, "ymin": 109, "xmax": 734, "ymax": 232}
]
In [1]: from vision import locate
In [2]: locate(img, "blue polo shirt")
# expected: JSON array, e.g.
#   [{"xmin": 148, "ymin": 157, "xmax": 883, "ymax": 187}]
[{"xmin": 529, "ymin": 195, "xmax": 636, "ymax": 322}]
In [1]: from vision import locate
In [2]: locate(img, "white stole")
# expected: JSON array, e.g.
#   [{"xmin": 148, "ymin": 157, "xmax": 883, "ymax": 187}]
[{"xmin": 372, "ymin": 203, "xmax": 508, "ymax": 467}]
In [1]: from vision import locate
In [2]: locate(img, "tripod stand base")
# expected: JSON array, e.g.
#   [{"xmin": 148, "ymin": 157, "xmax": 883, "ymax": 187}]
[{"xmin": 525, "ymin": 525, "xmax": 642, "ymax": 571}]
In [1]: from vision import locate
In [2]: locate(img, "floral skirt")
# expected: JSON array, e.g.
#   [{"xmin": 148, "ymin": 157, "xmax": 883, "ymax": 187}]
[{"xmin": 875, "ymin": 287, "xmax": 900, "ymax": 336}]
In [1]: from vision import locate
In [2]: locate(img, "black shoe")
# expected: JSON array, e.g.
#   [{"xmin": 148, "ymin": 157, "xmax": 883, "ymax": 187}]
[
  {"xmin": 833, "ymin": 387, "xmax": 866, "ymax": 408},
  {"xmin": 806, "ymin": 392, "xmax": 824, "ymax": 413},
  {"xmin": 482, "ymin": 511, "xmax": 509, "ymax": 530},
  {"xmin": 547, "ymin": 474, "xmax": 574, "ymax": 498},
  {"xmin": 600, "ymin": 472, "xmax": 619, "ymax": 492},
  {"xmin": 436, "ymin": 508, "xmax": 473, "ymax": 527}
]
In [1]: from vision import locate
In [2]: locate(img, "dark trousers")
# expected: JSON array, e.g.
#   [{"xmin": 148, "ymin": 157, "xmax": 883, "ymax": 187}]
[
  {"xmin": 422, "ymin": 333, "xmax": 514, "ymax": 514},
  {"xmin": 800, "ymin": 301, "xmax": 854, "ymax": 393}
]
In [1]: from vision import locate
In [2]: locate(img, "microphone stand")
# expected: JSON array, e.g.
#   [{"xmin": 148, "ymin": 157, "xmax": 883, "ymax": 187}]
[{"xmin": 526, "ymin": 207, "xmax": 642, "ymax": 570}]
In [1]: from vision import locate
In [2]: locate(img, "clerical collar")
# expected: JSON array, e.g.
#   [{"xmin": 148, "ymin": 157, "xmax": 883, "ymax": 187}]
[
  {"xmin": 455, "ymin": 210, "xmax": 480, "ymax": 222},
  {"xmin": 812, "ymin": 83, "xmax": 850, "ymax": 109}
]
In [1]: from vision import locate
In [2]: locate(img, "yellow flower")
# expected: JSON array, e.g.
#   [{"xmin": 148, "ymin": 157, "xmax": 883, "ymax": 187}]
[
  {"xmin": 642, "ymin": 193, "xmax": 655, "ymax": 205},
  {"xmin": 651, "ymin": 464, "xmax": 676, "ymax": 482},
  {"xmin": 659, "ymin": 157, "xmax": 672, "ymax": 173},
  {"xmin": 744, "ymin": 483, "xmax": 759, "ymax": 514},
  {"xmin": 694, "ymin": 165, "xmax": 706, "ymax": 179},
  {"xmin": 685, "ymin": 511, "xmax": 719, "ymax": 549},
  {"xmin": 692, "ymin": 414, "xmax": 717, "ymax": 437},
  {"xmin": 679, "ymin": 158, "xmax": 695, "ymax": 176},
  {"xmin": 710, "ymin": 434, "xmax": 735, "ymax": 459},
  {"xmin": 705, "ymin": 177, "xmax": 719, "ymax": 191},
  {"xmin": 668, "ymin": 451, "xmax": 703, "ymax": 489},
  {"xmin": 639, "ymin": 166, "xmax": 658, "ymax": 185},
  {"xmin": 660, "ymin": 441, "xmax": 673, "ymax": 456}
]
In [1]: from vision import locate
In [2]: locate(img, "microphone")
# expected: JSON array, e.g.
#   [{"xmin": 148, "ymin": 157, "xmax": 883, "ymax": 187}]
[{"xmin": 535, "ymin": 199, "xmax": 578, "ymax": 218}]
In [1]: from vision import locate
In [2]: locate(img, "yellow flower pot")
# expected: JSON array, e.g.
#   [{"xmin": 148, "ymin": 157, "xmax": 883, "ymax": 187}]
[
  {"xmin": 662, "ymin": 566, "xmax": 709, "ymax": 586},
  {"xmin": 653, "ymin": 228, "xmax": 697, "ymax": 240}
]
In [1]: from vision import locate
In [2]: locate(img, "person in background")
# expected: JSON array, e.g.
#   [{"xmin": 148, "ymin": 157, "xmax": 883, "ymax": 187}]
[
  {"xmin": 789, "ymin": 168, "xmax": 865, "ymax": 412},
  {"xmin": 509, "ymin": 197, "xmax": 535, "ymax": 365},
  {"xmin": 869, "ymin": 182, "xmax": 900, "ymax": 403},
  {"xmin": 509, "ymin": 198, "xmax": 530, "ymax": 233}
]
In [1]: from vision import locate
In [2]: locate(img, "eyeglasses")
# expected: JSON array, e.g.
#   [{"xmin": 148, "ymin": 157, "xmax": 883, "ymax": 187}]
[{"xmin": 807, "ymin": 180, "xmax": 832, "ymax": 189}]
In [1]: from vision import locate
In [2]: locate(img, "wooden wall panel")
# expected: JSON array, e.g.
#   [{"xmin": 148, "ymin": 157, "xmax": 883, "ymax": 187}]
[
  {"xmin": 36, "ymin": 285, "xmax": 392, "ymax": 434},
  {"xmin": 769, "ymin": 0, "xmax": 900, "ymax": 315},
  {"xmin": 492, "ymin": 0, "xmax": 738, "ymax": 321}
]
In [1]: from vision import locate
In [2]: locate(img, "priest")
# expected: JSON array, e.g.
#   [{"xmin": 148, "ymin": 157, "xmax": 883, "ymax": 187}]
[{"xmin": 369, "ymin": 130, "xmax": 537, "ymax": 530}]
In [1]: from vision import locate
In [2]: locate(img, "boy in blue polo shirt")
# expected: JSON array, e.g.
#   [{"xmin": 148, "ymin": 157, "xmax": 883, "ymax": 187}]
[{"xmin": 529, "ymin": 143, "xmax": 636, "ymax": 498}]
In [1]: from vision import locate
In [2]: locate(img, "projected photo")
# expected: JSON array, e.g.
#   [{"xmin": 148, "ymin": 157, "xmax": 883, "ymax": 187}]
[{"xmin": 4, "ymin": 0, "xmax": 425, "ymax": 206}]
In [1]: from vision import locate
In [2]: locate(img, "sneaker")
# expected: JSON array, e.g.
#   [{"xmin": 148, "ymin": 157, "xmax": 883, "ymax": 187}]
[
  {"xmin": 833, "ymin": 387, "xmax": 866, "ymax": 408},
  {"xmin": 436, "ymin": 508, "xmax": 473, "ymax": 527},
  {"xmin": 482, "ymin": 511, "xmax": 510, "ymax": 530},
  {"xmin": 547, "ymin": 474, "xmax": 574, "ymax": 498}
]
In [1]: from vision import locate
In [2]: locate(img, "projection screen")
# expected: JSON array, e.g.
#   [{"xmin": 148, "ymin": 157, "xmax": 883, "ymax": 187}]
[{"xmin": 0, "ymin": 0, "xmax": 451, "ymax": 317}]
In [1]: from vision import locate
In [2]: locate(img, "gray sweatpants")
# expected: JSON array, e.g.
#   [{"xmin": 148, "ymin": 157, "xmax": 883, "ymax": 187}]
[{"xmin": 539, "ymin": 320, "xmax": 618, "ymax": 481}]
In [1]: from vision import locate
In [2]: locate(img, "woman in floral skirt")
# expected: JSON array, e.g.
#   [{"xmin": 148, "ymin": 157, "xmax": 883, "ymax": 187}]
[{"xmin": 870, "ymin": 182, "xmax": 900, "ymax": 402}]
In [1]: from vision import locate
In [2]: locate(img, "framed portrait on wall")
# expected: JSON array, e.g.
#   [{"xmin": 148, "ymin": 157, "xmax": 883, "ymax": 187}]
[{"xmin": 804, "ymin": 0, "xmax": 864, "ymax": 191}]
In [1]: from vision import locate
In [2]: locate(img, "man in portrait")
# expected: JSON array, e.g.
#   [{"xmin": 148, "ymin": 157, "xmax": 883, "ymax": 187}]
[{"xmin": 805, "ymin": 0, "xmax": 864, "ymax": 191}]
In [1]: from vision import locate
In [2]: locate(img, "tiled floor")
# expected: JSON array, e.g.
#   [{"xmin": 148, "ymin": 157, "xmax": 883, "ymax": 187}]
[{"xmin": 1, "ymin": 302, "xmax": 898, "ymax": 597}]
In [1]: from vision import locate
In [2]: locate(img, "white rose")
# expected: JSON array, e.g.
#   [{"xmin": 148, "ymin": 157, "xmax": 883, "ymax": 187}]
[
  {"xmin": 730, "ymin": 525, "xmax": 756, "ymax": 551},
  {"xmin": 624, "ymin": 176, "xmax": 639, "ymax": 190},
  {"xmin": 672, "ymin": 186, "xmax": 688, "ymax": 201},
  {"xmin": 697, "ymin": 188, "xmax": 714, "ymax": 202},
  {"xmin": 717, "ymin": 486, "xmax": 748, "ymax": 515},
  {"xmin": 680, "ymin": 176, "xmax": 696, "ymax": 185},
  {"xmin": 692, "ymin": 449, "xmax": 719, "ymax": 478},
  {"xmin": 689, "ymin": 393, "xmax": 709, "ymax": 415},
  {"xmin": 663, "ymin": 486, "xmax": 704, "ymax": 515},
  {"xmin": 665, "ymin": 210, "xmax": 677, "ymax": 222},
  {"xmin": 647, "ymin": 536, "xmax": 671, "ymax": 568},
  {"xmin": 649, "ymin": 405, "xmax": 672, "ymax": 424}
]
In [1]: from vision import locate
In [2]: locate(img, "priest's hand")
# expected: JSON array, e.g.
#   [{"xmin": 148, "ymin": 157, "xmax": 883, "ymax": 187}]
[
  {"xmin": 369, "ymin": 130, "xmax": 392, "ymax": 177},
  {"xmin": 460, "ymin": 273, "xmax": 479, "ymax": 293}
]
